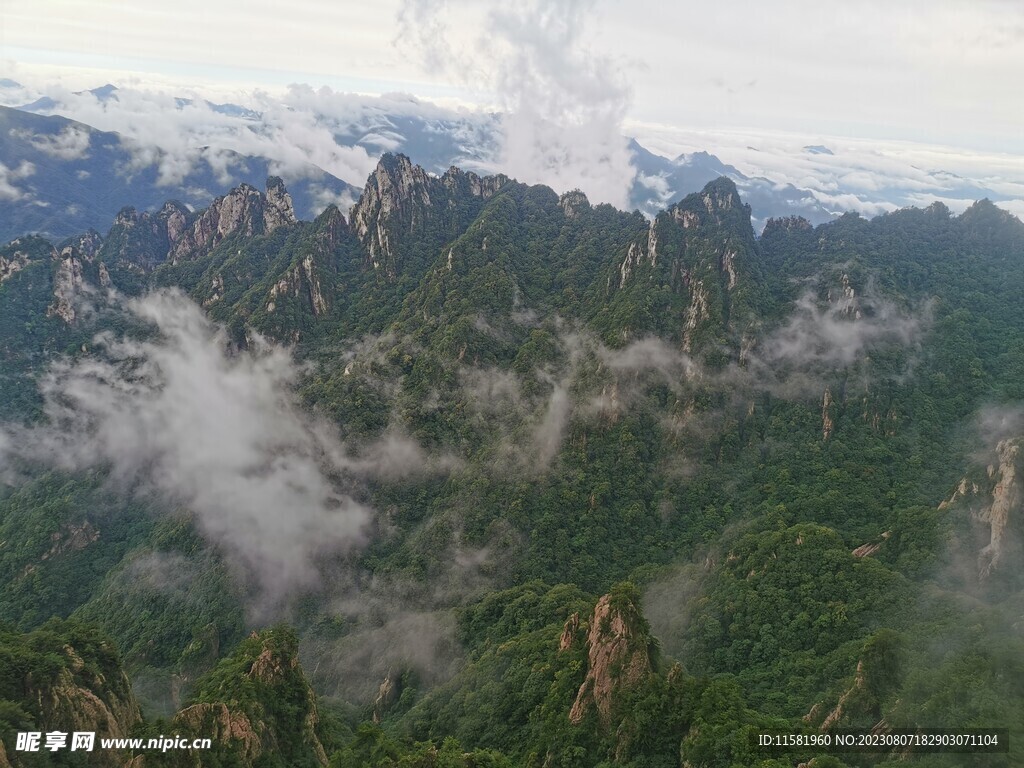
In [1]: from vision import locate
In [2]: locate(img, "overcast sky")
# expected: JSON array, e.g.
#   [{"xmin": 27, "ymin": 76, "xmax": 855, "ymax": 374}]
[{"xmin": 3, "ymin": 0, "xmax": 1022, "ymax": 154}]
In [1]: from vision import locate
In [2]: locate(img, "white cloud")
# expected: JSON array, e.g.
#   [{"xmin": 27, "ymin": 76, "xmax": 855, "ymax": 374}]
[
  {"xmin": 396, "ymin": 0, "xmax": 636, "ymax": 207},
  {"xmin": 0, "ymin": 290, "xmax": 442, "ymax": 606},
  {"xmin": 0, "ymin": 160, "xmax": 35, "ymax": 201},
  {"xmin": 25, "ymin": 124, "xmax": 91, "ymax": 159}
]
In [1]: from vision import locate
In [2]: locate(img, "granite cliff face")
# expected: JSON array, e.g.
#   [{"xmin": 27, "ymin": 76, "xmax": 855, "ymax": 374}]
[
  {"xmin": 566, "ymin": 590, "xmax": 654, "ymax": 726},
  {"xmin": 0, "ymin": 622, "xmax": 142, "ymax": 768},
  {"xmin": 941, "ymin": 437, "xmax": 1023, "ymax": 579},
  {"xmin": 349, "ymin": 153, "xmax": 508, "ymax": 279},
  {"xmin": 166, "ymin": 629, "xmax": 328, "ymax": 768},
  {"xmin": 169, "ymin": 177, "xmax": 297, "ymax": 265},
  {"xmin": 610, "ymin": 176, "xmax": 762, "ymax": 354},
  {"xmin": 98, "ymin": 178, "xmax": 297, "ymax": 274}
]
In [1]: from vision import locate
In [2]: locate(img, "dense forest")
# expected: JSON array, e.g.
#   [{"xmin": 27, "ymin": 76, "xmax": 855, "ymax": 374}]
[{"xmin": 0, "ymin": 155, "xmax": 1021, "ymax": 767}]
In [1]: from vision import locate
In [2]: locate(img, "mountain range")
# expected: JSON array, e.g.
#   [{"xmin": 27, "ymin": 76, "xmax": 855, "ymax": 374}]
[
  {"xmin": 20, "ymin": 79, "xmax": 1023, "ymax": 245},
  {"xmin": 0, "ymin": 153, "xmax": 1022, "ymax": 766}
]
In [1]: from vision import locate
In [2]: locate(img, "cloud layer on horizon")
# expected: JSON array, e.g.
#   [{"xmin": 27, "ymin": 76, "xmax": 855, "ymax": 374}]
[{"xmin": 1, "ymin": 75, "xmax": 1022, "ymax": 226}]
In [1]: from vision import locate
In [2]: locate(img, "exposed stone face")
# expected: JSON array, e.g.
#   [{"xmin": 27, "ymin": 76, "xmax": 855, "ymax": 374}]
[
  {"xmin": 41, "ymin": 521, "xmax": 99, "ymax": 560},
  {"xmin": 105, "ymin": 200, "xmax": 190, "ymax": 271},
  {"xmin": 828, "ymin": 273, "xmax": 861, "ymax": 319},
  {"xmin": 559, "ymin": 612, "xmax": 581, "ymax": 651},
  {"xmin": 169, "ymin": 178, "xmax": 296, "ymax": 265},
  {"xmin": 264, "ymin": 176, "xmax": 297, "ymax": 232},
  {"xmin": 721, "ymin": 248, "xmax": 738, "ymax": 290},
  {"xmin": 939, "ymin": 437, "xmax": 1023, "ymax": 580},
  {"xmin": 169, "ymin": 184, "xmax": 260, "ymax": 264},
  {"xmin": 160, "ymin": 201, "xmax": 189, "ymax": 245},
  {"xmin": 176, "ymin": 703, "xmax": 264, "ymax": 761},
  {"xmin": 646, "ymin": 218, "xmax": 659, "ymax": 265},
  {"xmin": 350, "ymin": 154, "xmax": 435, "ymax": 274},
  {"xmin": 349, "ymin": 153, "xmax": 507, "ymax": 278},
  {"xmin": 372, "ymin": 669, "xmax": 402, "ymax": 724},
  {"xmin": 0, "ymin": 248, "xmax": 33, "ymax": 285},
  {"xmin": 618, "ymin": 241, "xmax": 643, "ymax": 288},
  {"xmin": 559, "ymin": 190, "xmax": 590, "ymax": 219},
  {"xmin": 811, "ymin": 660, "xmax": 867, "ymax": 731},
  {"xmin": 681, "ymin": 279, "xmax": 710, "ymax": 353},
  {"xmin": 568, "ymin": 594, "xmax": 652, "ymax": 726},
  {"xmin": 67, "ymin": 229, "xmax": 103, "ymax": 262},
  {"xmin": 979, "ymin": 439, "xmax": 1021, "ymax": 578},
  {"xmin": 822, "ymin": 387, "xmax": 835, "ymax": 441},
  {"xmin": 673, "ymin": 208, "xmax": 700, "ymax": 229},
  {"xmin": 33, "ymin": 645, "xmax": 142, "ymax": 768},
  {"xmin": 852, "ymin": 531, "xmax": 891, "ymax": 558},
  {"xmin": 265, "ymin": 253, "xmax": 328, "ymax": 320},
  {"xmin": 47, "ymin": 247, "xmax": 85, "ymax": 323}
]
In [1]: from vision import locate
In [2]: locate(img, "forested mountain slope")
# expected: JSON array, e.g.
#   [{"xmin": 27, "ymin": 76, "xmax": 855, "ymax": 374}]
[{"xmin": 0, "ymin": 154, "xmax": 1022, "ymax": 767}]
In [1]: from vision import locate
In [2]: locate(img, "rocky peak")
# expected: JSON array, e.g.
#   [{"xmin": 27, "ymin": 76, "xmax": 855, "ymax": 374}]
[
  {"xmin": 312, "ymin": 203, "xmax": 349, "ymax": 251},
  {"xmin": 47, "ymin": 246, "xmax": 86, "ymax": 323},
  {"xmin": 175, "ymin": 629, "xmax": 328, "ymax": 767},
  {"xmin": 700, "ymin": 176, "xmax": 741, "ymax": 213},
  {"xmin": 350, "ymin": 153, "xmax": 434, "ymax": 274},
  {"xmin": 568, "ymin": 587, "xmax": 653, "ymax": 726},
  {"xmin": 62, "ymin": 229, "xmax": 104, "ymax": 262},
  {"xmin": 350, "ymin": 153, "xmax": 508, "ymax": 278},
  {"xmin": 559, "ymin": 190, "xmax": 591, "ymax": 219},
  {"xmin": 169, "ymin": 178, "xmax": 296, "ymax": 265},
  {"xmin": 667, "ymin": 177, "xmax": 752, "ymax": 233},
  {"xmin": 158, "ymin": 200, "xmax": 189, "ymax": 243},
  {"xmin": 0, "ymin": 244, "xmax": 42, "ymax": 285},
  {"xmin": 24, "ymin": 628, "xmax": 142, "ymax": 768},
  {"xmin": 265, "ymin": 175, "xmax": 298, "ymax": 231},
  {"xmin": 440, "ymin": 164, "xmax": 509, "ymax": 199},
  {"xmin": 103, "ymin": 200, "xmax": 189, "ymax": 272},
  {"xmin": 762, "ymin": 215, "xmax": 814, "ymax": 237},
  {"xmin": 113, "ymin": 206, "xmax": 140, "ymax": 228}
]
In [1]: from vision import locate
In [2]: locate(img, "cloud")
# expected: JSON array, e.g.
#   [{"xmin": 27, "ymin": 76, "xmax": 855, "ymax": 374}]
[
  {"xmin": 629, "ymin": 121, "xmax": 1024, "ymax": 222},
  {"xmin": 971, "ymin": 405, "xmax": 1024, "ymax": 456},
  {"xmin": 25, "ymin": 125, "xmax": 92, "ymax": 160},
  {"xmin": 21, "ymin": 84, "xmax": 380, "ymax": 190},
  {"xmin": 0, "ymin": 290, "xmax": 444, "ymax": 607},
  {"xmin": 0, "ymin": 160, "xmax": 35, "ymax": 201},
  {"xmin": 756, "ymin": 289, "xmax": 923, "ymax": 370},
  {"xmin": 396, "ymin": 0, "xmax": 637, "ymax": 208},
  {"xmin": 489, "ymin": 0, "xmax": 635, "ymax": 208}
]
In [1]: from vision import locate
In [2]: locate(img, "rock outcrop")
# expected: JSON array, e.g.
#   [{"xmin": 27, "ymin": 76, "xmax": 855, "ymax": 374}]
[
  {"xmin": 31, "ymin": 642, "xmax": 142, "ymax": 768},
  {"xmin": 175, "ymin": 702, "xmax": 263, "ymax": 762},
  {"xmin": 978, "ymin": 439, "xmax": 1021, "ymax": 577},
  {"xmin": 47, "ymin": 245, "xmax": 85, "ymax": 323},
  {"xmin": 349, "ymin": 153, "xmax": 507, "ymax": 278},
  {"xmin": 372, "ymin": 669, "xmax": 403, "ymax": 724},
  {"xmin": 0, "ymin": 246, "xmax": 32, "ymax": 284},
  {"xmin": 169, "ymin": 179, "xmax": 297, "ymax": 265},
  {"xmin": 610, "ymin": 177, "xmax": 760, "ymax": 356},
  {"xmin": 940, "ymin": 437, "xmax": 1023, "ymax": 579},
  {"xmin": 568, "ymin": 590, "xmax": 654, "ymax": 726},
  {"xmin": 559, "ymin": 190, "xmax": 590, "ymax": 219},
  {"xmin": 99, "ymin": 179, "xmax": 297, "ymax": 276},
  {"xmin": 104, "ymin": 200, "xmax": 189, "ymax": 271},
  {"xmin": 822, "ymin": 387, "xmax": 835, "ymax": 441},
  {"xmin": 171, "ymin": 629, "xmax": 328, "ymax": 767}
]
